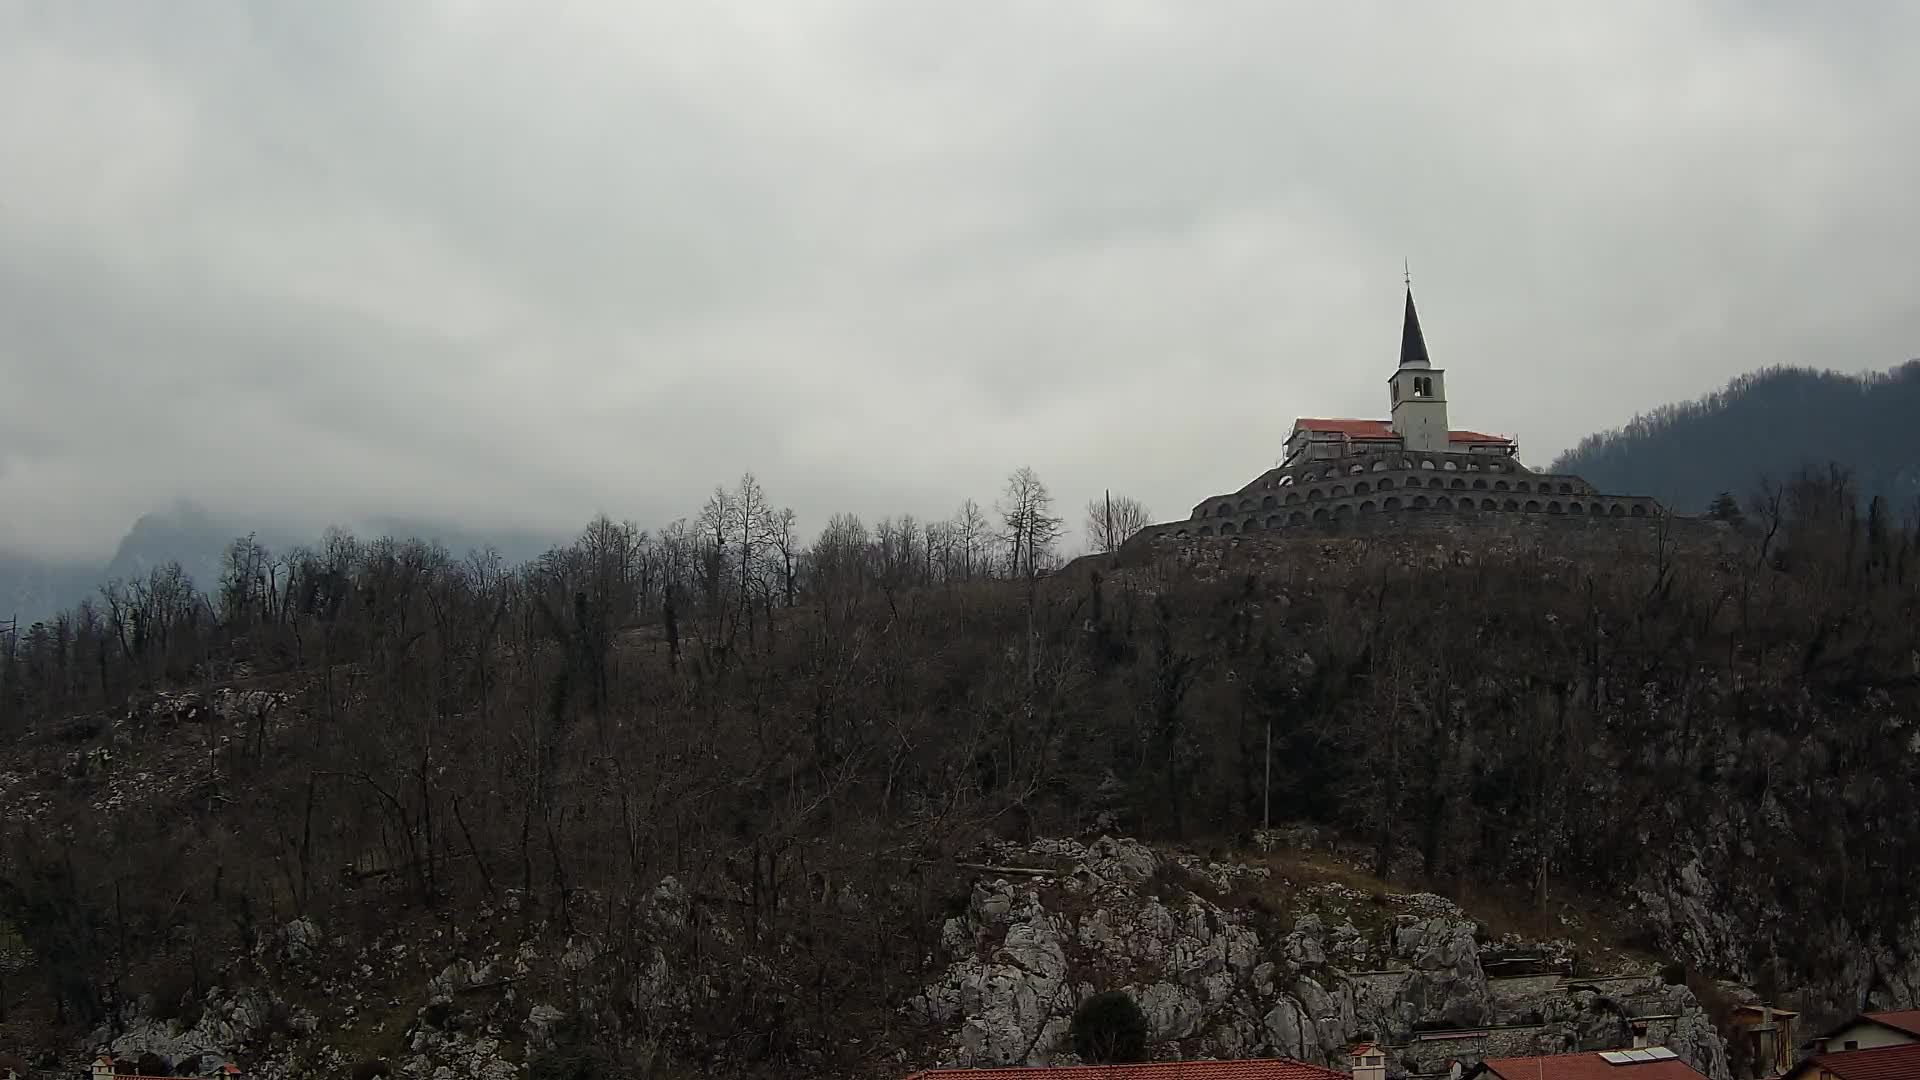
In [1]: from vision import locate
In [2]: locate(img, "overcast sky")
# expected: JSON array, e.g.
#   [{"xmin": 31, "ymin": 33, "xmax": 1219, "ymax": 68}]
[{"xmin": 3, "ymin": 1, "xmax": 1917, "ymax": 560}]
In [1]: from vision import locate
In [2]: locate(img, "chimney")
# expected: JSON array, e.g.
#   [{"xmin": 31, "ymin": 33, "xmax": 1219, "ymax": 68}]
[
  {"xmin": 91, "ymin": 1057, "xmax": 117, "ymax": 1080},
  {"xmin": 1631, "ymin": 1022, "xmax": 1649, "ymax": 1050},
  {"xmin": 1350, "ymin": 1041, "xmax": 1387, "ymax": 1080}
]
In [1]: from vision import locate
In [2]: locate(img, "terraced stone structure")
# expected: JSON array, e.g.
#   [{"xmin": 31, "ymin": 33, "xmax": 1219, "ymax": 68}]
[{"xmin": 1134, "ymin": 287, "xmax": 1665, "ymax": 544}]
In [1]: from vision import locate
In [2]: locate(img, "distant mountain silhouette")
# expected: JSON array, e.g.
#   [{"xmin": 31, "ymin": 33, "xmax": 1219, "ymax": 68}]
[
  {"xmin": 1551, "ymin": 360, "xmax": 1920, "ymax": 513},
  {"xmin": 2, "ymin": 501, "xmax": 568, "ymax": 627}
]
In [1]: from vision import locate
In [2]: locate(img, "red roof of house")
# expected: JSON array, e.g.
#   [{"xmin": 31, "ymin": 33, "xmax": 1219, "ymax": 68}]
[
  {"xmin": 1863, "ymin": 1009, "xmax": 1920, "ymax": 1038},
  {"xmin": 1482, "ymin": 1050, "xmax": 1708, "ymax": 1080},
  {"xmin": 1791, "ymin": 1042, "xmax": 1920, "ymax": 1079},
  {"xmin": 904, "ymin": 1060, "xmax": 1347, "ymax": 1080},
  {"xmin": 1289, "ymin": 418, "xmax": 1512, "ymax": 445}
]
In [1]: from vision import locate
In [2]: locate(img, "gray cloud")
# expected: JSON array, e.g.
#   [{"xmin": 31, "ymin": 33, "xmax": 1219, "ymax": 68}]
[{"xmin": 3, "ymin": 0, "xmax": 1917, "ymax": 559}]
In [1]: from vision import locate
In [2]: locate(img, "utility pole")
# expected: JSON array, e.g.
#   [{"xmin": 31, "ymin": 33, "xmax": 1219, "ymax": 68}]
[{"xmin": 1263, "ymin": 715, "xmax": 1272, "ymax": 833}]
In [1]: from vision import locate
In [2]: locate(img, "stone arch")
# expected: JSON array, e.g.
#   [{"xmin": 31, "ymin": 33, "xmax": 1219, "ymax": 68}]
[
  {"xmin": 1284, "ymin": 492, "xmax": 1301, "ymax": 506},
  {"xmin": 1349, "ymin": 464, "xmax": 1365, "ymax": 475},
  {"xmin": 1220, "ymin": 521, "xmax": 1237, "ymax": 535},
  {"xmin": 1198, "ymin": 525, "xmax": 1214, "ymax": 536},
  {"xmin": 1548, "ymin": 501, "xmax": 1563, "ymax": 514},
  {"xmin": 1473, "ymin": 478, "xmax": 1488, "ymax": 490},
  {"xmin": 1384, "ymin": 496, "xmax": 1403, "ymax": 512},
  {"xmin": 1450, "ymin": 478, "xmax": 1467, "ymax": 489},
  {"xmin": 1359, "ymin": 500, "xmax": 1377, "ymax": 514},
  {"xmin": 1174, "ymin": 529, "xmax": 1189, "ymax": 539},
  {"xmin": 1457, "ymin": 498, "xmax": 1475, "ymax": 512},
  {"xmin": 1278, "ymin": 475, "xmax": 1294, "ymax": 486},
  {"xmin": 1609, "ymin": 503, "xmax": 1626, "ymax": 517},
  {"xmin": 1504, "ymin": 498, "xmax": 1520, "ymax": 511},
  {"xmin": 1311, "ymin": 508, "xmax": 1329, "ymax": 522},
  {"xmin": 1288, "ymin": 511, "xmax": 1307, "ymax": 526},
  {"xmin": 1239, "ymin": 498, "xmax": 1254, "ymax": 511},
  {"xmin": 1371, "ymin": 459, "xmax": 1388, "ymax": 472},
  {"xmin": 1217, "ymin": 502, "xmax": 1233, "ymax": 517},
  {"xmin": 1515, "ymin": 480, "xmax": 1530, "ymax": 493},
  {"xmin": 1309, "ymin": 488, "xmax": 1324, "ymax": 501},
  {"xmin": 1412, "ymin": 495, "xmax": 1430, "ymax": 509},
  {"xmin": 1558, "ymin": 482, "xmax": 1573, "ymax": 494},
  {"xmin": 1468, "ymin": 462, "xmax": 1482, "ymax": 471},
  {"xmin": 1420, "ymin": 459, "xmax": 1437, "ymax": 470},
  {"xmin": 1377, "ymin": 477, "xmax": 1395, "ymax": 490},
  {"xmin": 1429, "ymin": 477, "xmax": 1446, "ymax": 489},
  {"xmin": 1495, "ymin": 480, "xmax": 1510, "ymax": 492},
  {"xmin": 1245, "ymin": 518, "xmax": 1260, "ymax": 532},
  {"xmin": 1443, "ymin": 460, "xmax": 1458, "ymax": 471},
  {"xmin": 1436, "ymin": 496, "xmax": 1453, "ymax": 510},
  {"xmin": 1525, "ymin": 499, "xmax": 1541, "ymax": 513},
  {"xmin": 1488, "ymin": 462, "xmax": 1505, "ymax": 473},
  {"xmin": 1631, "ymin": 503, "xmax": 1648, "ymax": 517},
  {"xmin": 1331, "ymin": 485, "xmax": 1348, "ymax": 497},
  {"xmin": 1262, "ymin": 494, "xmax": 1277, "ymax": 509},
  {"xmin": 1266, "ymin": 515, "xmax": 1282, "ymax": 529},
  {"xmin": 1355, "ymin": 481, "xmax": 1371, "ymax": 495},
  {"xmin": 1481, "ymin": 498, "xmax": 1497, "ymax": 510},
  {"xmin": 1334, "ymin": 503, "xmax": 1354, "ymax": 520},
  {"xmin": 1568, "ymin": 501, "xmax": 1584, "ymax": 515}
]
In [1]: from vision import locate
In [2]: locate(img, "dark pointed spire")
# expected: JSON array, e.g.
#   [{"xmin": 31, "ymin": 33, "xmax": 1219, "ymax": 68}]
[{"xmin": 1399, "ymin": 286, "xmax": 1431, "ymax": 369}]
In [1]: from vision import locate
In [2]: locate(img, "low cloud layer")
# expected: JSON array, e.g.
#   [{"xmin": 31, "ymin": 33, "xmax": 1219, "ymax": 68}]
[{"xmin": 4, "ymin": 1, "xmax": 1917, "ymax": 559}]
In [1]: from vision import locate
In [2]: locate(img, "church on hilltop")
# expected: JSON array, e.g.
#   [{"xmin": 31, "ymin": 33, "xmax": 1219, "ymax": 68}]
[{"xmin": 1137, "ymin": 287, "xmax": 1665, "ymax": 543}]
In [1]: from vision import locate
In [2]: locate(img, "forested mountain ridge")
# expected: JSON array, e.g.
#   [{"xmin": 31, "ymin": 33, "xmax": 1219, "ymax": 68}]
[
  {"xmin": 0, "ymin": 468, "xmax": 1916, "ymax": 1078},
  {"xmin": 1551, "ymin": 360, "xmax": 1920, "ymax": 512}
]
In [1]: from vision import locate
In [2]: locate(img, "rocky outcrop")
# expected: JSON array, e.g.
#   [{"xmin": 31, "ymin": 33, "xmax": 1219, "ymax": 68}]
[{"xmin": 912, "ymin": 837, "xmax": 1733, "ymax": 1079}]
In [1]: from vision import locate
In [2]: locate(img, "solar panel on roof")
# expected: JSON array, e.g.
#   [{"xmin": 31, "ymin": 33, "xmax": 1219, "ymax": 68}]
[
  {"xmin": 1645, "ymin": 1047, "xmax": 1677, "ymax": 1060},
  {"xmin": 1599, "ymin": 1051, "xmax": 1633, "ymax": 1064}
]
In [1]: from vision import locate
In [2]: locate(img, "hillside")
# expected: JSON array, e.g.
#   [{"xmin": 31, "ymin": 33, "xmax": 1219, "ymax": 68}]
[
  {"xmin": 2, "ymin": 476, "xmax": 1918, "ymax": 1078},
  {"xmin": 1551, "ymin": 361, "xmax": 1920, "ymax": 512}
]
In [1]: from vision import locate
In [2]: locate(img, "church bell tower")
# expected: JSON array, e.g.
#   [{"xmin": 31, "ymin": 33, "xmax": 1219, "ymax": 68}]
[{"xmin": 1388, "ymin": 286, "xmax": 1449, "ymax": 453}]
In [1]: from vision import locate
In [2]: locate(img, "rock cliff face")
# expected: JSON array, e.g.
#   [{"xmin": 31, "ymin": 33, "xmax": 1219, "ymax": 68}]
[
  {"xmin": 913, "ymin": 837, "xmax": 1731, "ymax": 1079},
  {"xmin": 33, "ymin": 834, "xmax": 1823, "ymax": 1079}
]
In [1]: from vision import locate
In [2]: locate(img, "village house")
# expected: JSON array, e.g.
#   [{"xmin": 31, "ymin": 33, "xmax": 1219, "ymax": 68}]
[
  {"xmin": 903, "ymin": 1047, "xmax": 1374, "ymax": 1080},
  {"xmin": 1771, "ymin": 1009, "xmax": 1920, "ymax": 1080},
  {"xmin": 89, "ymin": 1057, "xmax": 242, "ymax": 1080},
  {"xmin": 1804, "ymin": 1009, "xmax": 1920, "ymax": 1055},
  {"xmin": 1726, "ymin": 1003, "xmax": 1799, "ymax": 1078},
  {"xmin": 1463, "ymin": 1046, "xmax": 1710, "ymax": 1080},
  {"xmin": 1780, "ymin": 1041, "xmax": 1920, "ymax": 1080}
]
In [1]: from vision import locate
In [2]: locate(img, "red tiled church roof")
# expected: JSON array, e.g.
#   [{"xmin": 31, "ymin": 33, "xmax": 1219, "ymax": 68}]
[
  {"xmin": 1791, "ymin": 1042, "xmax": 1920, "ymax": 1080},
  {"xmin": 1290, "ymin": 418, "xmax": 1512, "ymax": 445},
  {"xmin": 1293, "ymin": 418, "xmax": 1399, "ymax": 438},
  {"xmin": 1481, "ymin": 1050, "xmax": 1708, "ymax": 1080},
  {"xmin": 904, "ymin": 1060, "xmax": 1347, "ymax": 1080}
]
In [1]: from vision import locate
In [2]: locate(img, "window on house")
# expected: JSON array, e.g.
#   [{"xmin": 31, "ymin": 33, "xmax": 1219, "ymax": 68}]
[{"xmin": 1844, "ymin": 1041, "xmax": 1859, "ymax": 1051}]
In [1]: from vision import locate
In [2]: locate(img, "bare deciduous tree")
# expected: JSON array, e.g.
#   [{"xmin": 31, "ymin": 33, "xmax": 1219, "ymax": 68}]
[
  {"xmin": 1084, "ymin": 492, "xmax": 1153, "ymax": 553},
  {"xmin": 999, "ymin": 466, "xmax": 1064, "ymax": 580}
]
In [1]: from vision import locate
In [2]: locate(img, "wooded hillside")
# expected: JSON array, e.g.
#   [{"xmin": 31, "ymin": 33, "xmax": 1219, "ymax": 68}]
[
  {"xmin": 1552, "ymin": 361, "xmax": 1920, "ymax": 511},
  {"xmin": 0, "ymin": 466, "xmax": 1916, "ymax": 1075}
]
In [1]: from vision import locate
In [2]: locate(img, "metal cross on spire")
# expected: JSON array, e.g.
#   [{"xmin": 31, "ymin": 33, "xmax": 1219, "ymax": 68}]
[{"xmin": 1404, "ymin": 258, "xmax": 1411, "ymax": 289}]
